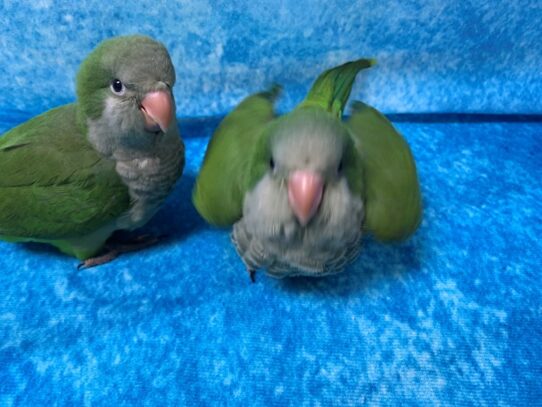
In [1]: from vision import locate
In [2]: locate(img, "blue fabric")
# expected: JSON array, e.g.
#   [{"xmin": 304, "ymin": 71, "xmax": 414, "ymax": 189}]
[
  {"xmin": 1, "ymin": 116, "xmax": 541, "ymax": 405},
  {"xmin": 0, "ymin": 1, "xmax": 541, "ymax": 116},
  {"xmin": 1, "ymin": 1, "xmax": 542, "ymax": 405}
]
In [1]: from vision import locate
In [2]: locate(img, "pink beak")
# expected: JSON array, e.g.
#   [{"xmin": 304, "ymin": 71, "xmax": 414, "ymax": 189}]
[
  {"xmin": 288, "ymin": 170, "xmax": 324, "ymax": 226},
  {"xmin": 140, "ymin": 90, "xmax": 173, "ymax": 133}
]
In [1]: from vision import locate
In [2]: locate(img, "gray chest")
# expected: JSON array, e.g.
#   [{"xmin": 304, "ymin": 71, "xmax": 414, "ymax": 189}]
[
  {"xmin": 231, "ymin": 176, "xmax": 364, "ymax": 278},
  {"xmin": 85, "ymin": 98, "xmax": 184, "ymax": 230},
  {"xmin": 114, "ymin": 136, "xmax": 184, "ymax": 229}
]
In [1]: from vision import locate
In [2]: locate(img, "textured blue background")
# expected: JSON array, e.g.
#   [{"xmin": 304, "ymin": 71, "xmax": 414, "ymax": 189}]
[
  {"xmin": 1, "ymin": 1, "xmax": 542, "ymax": 406},
  {"xmin": 0, "ymin": 0, "xmax": 542, "ymax": 116}
]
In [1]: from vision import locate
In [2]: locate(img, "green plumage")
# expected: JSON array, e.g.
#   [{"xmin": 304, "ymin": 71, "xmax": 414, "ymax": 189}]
[
  {"xmin": 194, "ymin": 58, "xmax": 422, "ymax": 242},
  {"xmin": 193, "ymin": 86, "xmax": 279, "ymax": 226},
  {"xmin": 348, "ymin": 101, "xmax": 422, "ymax": 240},
  {"xmin": 300, "ymin": 59, "xmax": 376, "ymax": 117},
  {"xmin": 0, "ymin": 35, "xmax": 181, "ymax": 260},
  {"xmin": 0, "ymin": 105, "xmax": 131, "ymax": 257}
]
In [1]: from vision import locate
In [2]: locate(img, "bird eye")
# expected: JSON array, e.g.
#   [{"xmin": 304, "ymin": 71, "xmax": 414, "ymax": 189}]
[
  {"xmin": 110, "ymin": 79, "xmax": 125, "ymax": 95},
  {"xmin": 337, "ymin": 159, "xmax": 344, "ymax": 173},
  {"xmin": 269, "ymin": 157, "xmax": 275, "ymax": 170}
]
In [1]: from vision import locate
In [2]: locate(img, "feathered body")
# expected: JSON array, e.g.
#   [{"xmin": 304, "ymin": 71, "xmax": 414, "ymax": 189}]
[
  {"xmin": 193, "ymin": 60, "xmax": 421, "ymax": 279},
  {"xmin": 0, "ymin": 35, "xmax": 184, "ymax": 260},
  {"xmin": 231, "ymin": 108, "xmax": 364, "ymax": 277}
]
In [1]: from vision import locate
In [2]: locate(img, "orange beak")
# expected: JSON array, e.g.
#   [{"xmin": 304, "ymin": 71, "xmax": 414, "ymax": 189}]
[
  {"xmin": 287, "ymin": 170, "xmax": 324, "ymax": 226},
  {"xmin": 140, "ymin": 90, "xmax": 173, "ymax": 133}
]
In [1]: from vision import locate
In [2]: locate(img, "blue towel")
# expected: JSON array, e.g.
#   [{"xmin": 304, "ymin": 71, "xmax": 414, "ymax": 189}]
[
  {"xmin": 1, "ymin": 117, "xmax": 541, "ymax": 405},
  {"xmin": 1, "ymin": 1, "xmax": 541, "ymax": 405}
]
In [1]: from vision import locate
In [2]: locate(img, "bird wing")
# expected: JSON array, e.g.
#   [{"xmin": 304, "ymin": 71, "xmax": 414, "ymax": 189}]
[
  {"xmin": 0, "ymin": 104, "xmax": 131, "ymax": 239},
  {"xmin": 347, "ymin": 101, "xmax": 422, "ymax": 241},
  {"xmin": 192, "ymin": 86, "xmax": 279, "ymax": 227}
]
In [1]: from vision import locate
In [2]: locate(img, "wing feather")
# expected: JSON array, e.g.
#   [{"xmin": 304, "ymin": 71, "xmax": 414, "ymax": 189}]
[
  {"xmin": 0, "ymin": 104, "xmax": 131, "ymax": 239},
  {"xmin": 347, "ymin": 101, "xmax": 422, "ymax": 241},
  {"xmin": 192, "ymin": 87, "xmax": 279, "ymax": 226}
]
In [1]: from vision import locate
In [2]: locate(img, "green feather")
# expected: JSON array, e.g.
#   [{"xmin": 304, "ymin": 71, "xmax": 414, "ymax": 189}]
[
  {"xmin": 0, "ymin": 104, "xmax": 131, "ymax": 256},
  {"xmin": 299, "ymin": 59, "xmax": 376, "ymax": 117},
  {"xmin": 193, "ymin": 86, "xmax": 280, "ymax": 226},
  {"xmin": 347, "ymin": 101, "xmax": 422, "ymax": 241}
]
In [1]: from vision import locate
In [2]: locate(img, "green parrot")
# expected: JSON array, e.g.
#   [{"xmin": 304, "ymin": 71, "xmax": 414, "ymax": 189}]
[
  {"xmin": 0, "ymin": 35, "xmax": 185, "ymax": 268},
  {"xmin": 193, "ymin": 59, "xmax": 421, "ymax": 280}
]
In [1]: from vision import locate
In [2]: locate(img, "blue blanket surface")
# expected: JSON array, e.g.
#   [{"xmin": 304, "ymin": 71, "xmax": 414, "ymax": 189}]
[
  {"xmin": 1, "ymin": 116, "xmax": 541, "ymax": 406},
  {"xmin": 1, "ymin": 1, "xmax": 541, "ymax": 405}
]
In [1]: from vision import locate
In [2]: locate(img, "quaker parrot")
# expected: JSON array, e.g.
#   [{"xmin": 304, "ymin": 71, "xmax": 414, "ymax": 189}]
[
  {"xmin": 193, "ymin": 59, "xmax": 422, "ymax": 280},
  {"xmin": 0, "ymin": 35, "xmax": 185, "ymax": 268}
]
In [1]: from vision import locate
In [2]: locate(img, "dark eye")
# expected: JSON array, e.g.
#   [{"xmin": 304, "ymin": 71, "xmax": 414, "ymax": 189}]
[
  {"xmin": 110, "ymin": 79, "xmax": 125, "ymax": 95},
  {"xmin": 337, "ymin": 159, "xmax": 344, "ymax": 173},
  {"xmin": 269, "ymin": 157, "xmax": 275, "ymax": 170}
]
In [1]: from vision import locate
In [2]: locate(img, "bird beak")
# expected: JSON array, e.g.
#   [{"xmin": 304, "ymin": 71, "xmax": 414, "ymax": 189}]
[
  {"xmin": 287, "ymin": 170, "xmax": 324, "ymax": 226},
  {"xmin": 139, "ymin": 90, "xmax": 173, "ymax": 133}
]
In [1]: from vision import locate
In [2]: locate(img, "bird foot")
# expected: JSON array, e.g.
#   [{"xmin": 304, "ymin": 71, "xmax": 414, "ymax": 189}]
[
  {"xmin": 77, "ymin": 234, "xmax": 163, "ymax": 269},
  {"xmin": 77, "ymin": 250, "xmax": 120, "ymax": 270}
]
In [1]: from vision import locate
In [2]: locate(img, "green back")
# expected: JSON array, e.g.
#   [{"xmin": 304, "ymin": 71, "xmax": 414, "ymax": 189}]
[
  {"xmin": 0, "ymin": 104, "xmax": 131, "ymax": 239},
  {"xmin": 347, "ymin": 102, "xmax": 422, "ymax": 241},
  {"xmin": 192, "ymin": 87, "xmax": 279, "ymax": 226}
]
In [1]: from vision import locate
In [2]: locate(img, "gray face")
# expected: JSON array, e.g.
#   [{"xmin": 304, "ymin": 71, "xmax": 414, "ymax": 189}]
[
  {"xmin": 232, "ymin": 112, "xmax": 365, "ymax": 278},
  {"xmin": 79, "ymin": 37, "xmax": 184, "ymax": 231},
  {"xmin": 82, "ymin": 37, "xmax": 177, "ymax": 159}
]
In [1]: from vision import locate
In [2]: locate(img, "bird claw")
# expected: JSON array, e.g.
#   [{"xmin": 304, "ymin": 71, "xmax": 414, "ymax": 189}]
[
  {"xmin": 76, "ymin": 234, "xmax": 163, "ymax": 269},
  {"xmin": 248, "ymin": 269, "xmax": 256, "ymax": 283},
  {"xmin": 77, "ymin": 250, "xmax": 120, "ymax": 270}
]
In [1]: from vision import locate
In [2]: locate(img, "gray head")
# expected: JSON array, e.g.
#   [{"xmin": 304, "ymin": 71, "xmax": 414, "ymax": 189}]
[
  {"xmin": 274, "ymin": 110, "xmax": 343, "ymax": 220},
  {"xmin": 76, "ymin": 35, "xmax": 177, "ymax": 155}
]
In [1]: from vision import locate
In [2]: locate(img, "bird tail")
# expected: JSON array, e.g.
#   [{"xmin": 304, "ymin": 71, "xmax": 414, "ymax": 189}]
[{"xmin": 299, "ymin": 58, "xmax": 376, "ymax": 117}]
